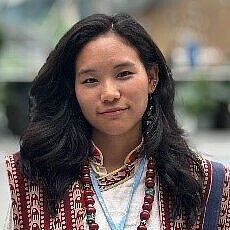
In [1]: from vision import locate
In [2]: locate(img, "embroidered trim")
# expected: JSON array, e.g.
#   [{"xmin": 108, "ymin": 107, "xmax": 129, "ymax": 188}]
[
  {"xmin": 98, "ymin": 162, "xmax": 137, "ymax": 191},
  {"xmin": 90, "ymin": 139, "xmax": 143, "ymax": 191},
  {"xmin": 91, "ymin": 138, "xmax": 143, "ymax": 167}
]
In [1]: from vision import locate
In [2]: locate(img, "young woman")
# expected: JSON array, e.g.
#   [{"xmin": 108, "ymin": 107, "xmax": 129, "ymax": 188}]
[{"xmin": 4, "ymin": 13, "xmax": 230, "ymax": 229}]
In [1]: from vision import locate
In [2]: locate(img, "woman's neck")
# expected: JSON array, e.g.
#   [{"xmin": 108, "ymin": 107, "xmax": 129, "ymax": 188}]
[{"xmin": 92, "ymin": 131, "xmax": 142, "ymax": 173}]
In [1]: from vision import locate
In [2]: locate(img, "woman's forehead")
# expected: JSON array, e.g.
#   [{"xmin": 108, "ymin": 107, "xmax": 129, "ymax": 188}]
[{"xmin": 75, "ymin": 33, "xmax": 141, "ymax": 70}]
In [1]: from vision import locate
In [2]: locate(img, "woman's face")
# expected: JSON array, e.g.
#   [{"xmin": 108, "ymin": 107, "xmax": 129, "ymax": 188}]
[{"xmin": 75, "ymin": 33, "xmax": 157, "ymax": 138}]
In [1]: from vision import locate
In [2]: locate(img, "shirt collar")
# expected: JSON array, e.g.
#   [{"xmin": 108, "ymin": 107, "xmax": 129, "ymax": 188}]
[{"xmin": 90, "ymin": 138, "xmax": 144, "ymax": 176}]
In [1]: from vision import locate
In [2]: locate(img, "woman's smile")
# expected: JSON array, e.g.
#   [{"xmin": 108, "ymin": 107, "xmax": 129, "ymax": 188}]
[{"xmin": 98, "ymin": 107, "xmax": 129, "ymax": 119}]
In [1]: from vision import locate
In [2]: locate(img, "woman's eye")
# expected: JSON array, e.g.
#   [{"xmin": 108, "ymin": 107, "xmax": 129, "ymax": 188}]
[
  {"xmin": 117, "ymin": 71, "xmax": 133, "ymax": 79},
  {"xmin": 82, "ymin": 78, "xmax": 98, "ymax": 84}
]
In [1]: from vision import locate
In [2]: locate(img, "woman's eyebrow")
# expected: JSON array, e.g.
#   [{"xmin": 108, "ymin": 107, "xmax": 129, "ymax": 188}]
[
  {"xmin": 113, "ymin": 61, "xmax": 135, "ymax": 69},
  {"xmin": 77, "ymin": 61, "xmax": 135, "ymax": 75},
  {"xmin": 77, "ymin": 68, "xmax": 97, "ymax": 75}
]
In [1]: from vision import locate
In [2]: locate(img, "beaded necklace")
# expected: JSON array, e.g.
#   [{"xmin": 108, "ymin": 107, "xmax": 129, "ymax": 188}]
[{"xmin": 81, "ymin": 158, "xmax": 156, "ymax": 230}]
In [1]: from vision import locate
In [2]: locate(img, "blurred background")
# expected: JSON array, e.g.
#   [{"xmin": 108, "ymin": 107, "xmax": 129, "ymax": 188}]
[{"xmin": 0, "ymin": 0, "xmax": 229, "ymax": 162}]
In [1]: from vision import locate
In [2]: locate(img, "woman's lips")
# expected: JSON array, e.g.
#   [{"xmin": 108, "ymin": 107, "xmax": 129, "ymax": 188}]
[{"xmin": 99, "ymin": 107, "xmax": 128, "ymax": 118}]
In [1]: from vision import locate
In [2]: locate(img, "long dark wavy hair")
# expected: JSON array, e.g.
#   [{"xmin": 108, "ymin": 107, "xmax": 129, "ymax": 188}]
[{"xmin": 19, "ymin": 13, "xmax": 204, "ymax": 226}]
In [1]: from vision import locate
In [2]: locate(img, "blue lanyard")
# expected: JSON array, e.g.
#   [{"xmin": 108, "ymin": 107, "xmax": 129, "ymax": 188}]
[{"xmin": 90, "ymin": 157, "xmax": 146, "ymax": 230}]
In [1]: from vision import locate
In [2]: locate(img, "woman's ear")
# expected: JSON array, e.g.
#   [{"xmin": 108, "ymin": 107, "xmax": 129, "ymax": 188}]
[{"xmin": 148, "ymin": 65, "xmax": 159, "ymax": 93}]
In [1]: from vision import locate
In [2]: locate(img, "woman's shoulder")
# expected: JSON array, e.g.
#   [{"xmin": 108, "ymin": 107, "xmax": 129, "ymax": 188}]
[
  {"xmin": 215, "ymin": 160, "xmax": 230, "ymax": 227},
  {"xmin": 4, "ymin": 152, "xmax": 20, "ymax": 177},
  {"xmin": 198, "ymin": 155, "xmax": 230, "ymax": 186},
  {"xmin": 0, "ymin": 152, "xmax": 18, "ymax": 179},
  {"xmin": 0, "ymin": 153, "xmax": 12, "ymax": 230},
  {"xmin": 4, "ymin": 152, "xmax": 25, "ymax": 194},
  {"xmin": 192, "ymin": 155, "xmax": 230, "ymax": 228},
  {"xmin": 0, "ymin": 152, "xmax": 12, "ymax": 184},
  {"xmin": 195, "ymin": 154, "xmax": 229, "ymax": 172},
  {"xmin": 190, "ymin": 155, "xmax": 228, "ymax": 197},
  {"xmin": 5, "ymin": 152, "xmax": 20, "ymax": 163}
]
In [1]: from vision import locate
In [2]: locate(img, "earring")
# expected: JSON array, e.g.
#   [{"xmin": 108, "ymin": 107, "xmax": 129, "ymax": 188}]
[
  {"xmin": 153, "ymin": 79, "xmax": 157, "ymax": 88},
  {"xmin": 146, "ymin": 94, "xmax": 155, "ymax": 127},
  {"xmin": 149, "ymin": 79, "xmax": 157, "ymax": 93}
]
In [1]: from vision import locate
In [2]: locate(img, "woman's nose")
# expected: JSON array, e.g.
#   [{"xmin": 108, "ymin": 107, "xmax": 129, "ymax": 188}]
[{"xmin": 100, "ymin": 81, "xmax": 120, "ymax": 103}]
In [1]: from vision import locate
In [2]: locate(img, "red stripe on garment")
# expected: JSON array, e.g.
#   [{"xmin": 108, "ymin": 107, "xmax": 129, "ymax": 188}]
[{"xmin": 13, "ymin": 153, "xmax": 30, "ymax": 229}]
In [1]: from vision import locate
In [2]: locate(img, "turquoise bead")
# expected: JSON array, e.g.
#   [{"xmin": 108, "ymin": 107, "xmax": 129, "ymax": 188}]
[{"xmin": 145, "ymin": 188, "xmax": 155, "ymax": 196}]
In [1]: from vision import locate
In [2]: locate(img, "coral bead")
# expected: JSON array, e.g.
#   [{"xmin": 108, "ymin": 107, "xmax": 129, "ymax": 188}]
[
  {"xmin": 85, "ymin": 197, "xmax": 95, "ymax": 205},
  {"xmin": 82, "ymin": 175, "xmax": 91, "ymax": 183},
  {"xmin": 147, "ymin": 161, "xmax": 154, "ymax": 169},
  {"xmin": 88, "ymin": 223, "xmax": 99, "ymax": 230},
  {"xmin": 140, "ymin": 210, "xmax": 150, "ymax": 220},
  {"xmin": 144, "ymin": 195, "xmax": 154, "ymax": 204},
  {"xmin": 82, "ymin": 167, "xmax": 90, "ymax": 174},
  {"xmin": 145, "ymin": 178, "xmax": 155, "ymax": 188},
  {"xmin": 146, "ymin": 169, "xmax": 155, "ymax": 178},
  {"xmin": 137, "ymin": 224, "xmax": 147, "ymax": 230},
  {"xmin": 86, "ymin": 207, "xmax": 96, "ymax": 214},
  {"xmin": 142, "ymin": 202, "xmax": 152, "ymax": 211},
  {"xmin": 84, "ymin": 189, "xmax": 94, "ymax": 196}
]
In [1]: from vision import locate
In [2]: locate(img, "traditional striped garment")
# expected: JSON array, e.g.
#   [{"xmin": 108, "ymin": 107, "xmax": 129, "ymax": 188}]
[{"xmin": 5, "ymin": 149, "xmax": 230, "ymax": 230}]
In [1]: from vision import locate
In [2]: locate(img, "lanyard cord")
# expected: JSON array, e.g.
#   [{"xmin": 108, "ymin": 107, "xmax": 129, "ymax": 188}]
[{"xmin": 90, "ymin": 157, "xmax": 146, "ymax": 230}]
